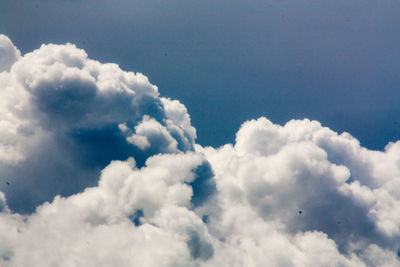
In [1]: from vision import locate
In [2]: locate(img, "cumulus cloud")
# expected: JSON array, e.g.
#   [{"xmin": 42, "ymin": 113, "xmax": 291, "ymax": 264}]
[
  {"xmin": 0, "ymin": 35, "xmax": 400, "ymax": 266},
  {"xmin": 0, "ymin": 153, "xmax": 217, "ymax": 266},
  {"xmin": 200, "ymin": 118, "xmax": 400, "ymax": 260},
  {"xmin": 0, "ymin": 35, "xmax": 20, "ymax": 72},
  {"xmin": 0, "ymin": 35, "xmax": 196, "ymax": 212}
]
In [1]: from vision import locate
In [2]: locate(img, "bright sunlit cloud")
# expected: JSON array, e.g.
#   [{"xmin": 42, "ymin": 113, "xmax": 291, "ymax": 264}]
[{"xmin": 0, "ymin": 35, "xmax": 399, "ymax": 267}]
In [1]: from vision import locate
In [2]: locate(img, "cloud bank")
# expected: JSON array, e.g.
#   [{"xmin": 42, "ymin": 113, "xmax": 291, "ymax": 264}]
[{"xmin": 0, "ymin": 35, "xmax": 399, "ymax": 266}]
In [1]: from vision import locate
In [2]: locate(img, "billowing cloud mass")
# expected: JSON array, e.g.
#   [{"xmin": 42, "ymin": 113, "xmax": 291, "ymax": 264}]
[
  {"xmin": 0, "ymin": 35, "xmax": 399, "ymax": 266},
  {"xmin": 0, "ymin": 36, "xmax": 196, "ymax": 213}
]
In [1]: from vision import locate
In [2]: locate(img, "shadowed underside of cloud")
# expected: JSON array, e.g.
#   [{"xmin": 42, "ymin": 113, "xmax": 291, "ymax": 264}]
[{"xmin": 0, "ymin": 35, "xmax": 400, "ymax": 266}]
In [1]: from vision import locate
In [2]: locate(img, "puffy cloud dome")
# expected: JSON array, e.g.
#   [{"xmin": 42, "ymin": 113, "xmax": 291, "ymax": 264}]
[{"xmin": 0, "ymin": 36, "xmax": 196, "ymax": 212}]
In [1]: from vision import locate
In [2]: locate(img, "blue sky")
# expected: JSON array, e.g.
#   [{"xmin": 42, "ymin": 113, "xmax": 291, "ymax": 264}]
[{"xmin": 2, "ymin": 0, "xmax": 399, "ymax": 149}]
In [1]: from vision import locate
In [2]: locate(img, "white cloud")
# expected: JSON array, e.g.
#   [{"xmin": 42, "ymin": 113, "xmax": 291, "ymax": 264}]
[
  {"xmin": 0, "ymin": 36, "xmax": 196, "ymax": 213},
  {"xmin": 199, "ymin": 117, "xmax": 400, "ymax": 265},
  {"xmin": 0, "ymin": 36, "xmax": 400, "ymax": 266},
  {"xmin": 126, "ymin": 115, "xmax": 179, "ymax": 153},
  {"xmin": 0, "ymin": 35, "xmax": 20, "ymax": 72},
  {"xmin": 0, "ymin": 153, "xmax": 213, "ymax": 267}
]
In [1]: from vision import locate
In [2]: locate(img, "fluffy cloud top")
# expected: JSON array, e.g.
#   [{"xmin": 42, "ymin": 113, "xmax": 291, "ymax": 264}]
[
  {"xmin": 201, "ymin": 118, "xmax": 400, "ymax": 258},
  {"xmin": 0, "ymin": 35, "xmax": 20, "ymax": 72},
  {"xmin": 0, "ymin": 35, "xmax": 196, "ymax": 212},
  {"xmin": 0, "ymin": 35, "xmax": 399, "ymax": 266}
]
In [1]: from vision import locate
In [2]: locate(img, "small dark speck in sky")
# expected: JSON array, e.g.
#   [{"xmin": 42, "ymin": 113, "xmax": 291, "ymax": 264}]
[
  {"xmin": 298, "ymin": 210, "xmax": 302, "ymax": 214},
  {"xmin": 6, "ymin": 181, "xmax": 10, "ymax": 186}
]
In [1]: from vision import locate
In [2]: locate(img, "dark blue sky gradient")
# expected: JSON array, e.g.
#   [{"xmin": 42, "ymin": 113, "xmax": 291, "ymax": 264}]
[{"xmin": 1, "ymin": 0, "xmax": 399, "ymax": 150}]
